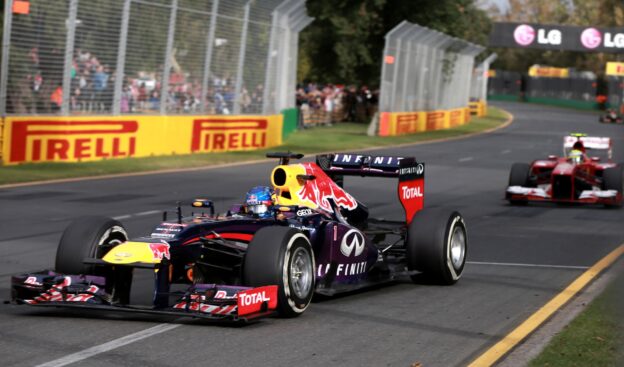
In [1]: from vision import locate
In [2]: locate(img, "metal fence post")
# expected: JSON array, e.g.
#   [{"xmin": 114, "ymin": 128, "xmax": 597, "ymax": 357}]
[
  {"xmin": 160, "ymin": 0, "xmax": 178, "ymax": 115},
  {"xmin": 262, "ymin": 4, "xmax": 281, "ymax": 115},
  {"xmin": 113, "ymin": 0, "xmax": 132, "ymax": 115},
  {"xmin": 233, "ymin": 1, "xmax": 251, "ymax": 115},
  {"xmin": 200, "ymin": 0, "xmax": 219, "ymax": 113},
  {"xmin": 0, "ymin": 0, "xmax": 14, "ymax": 116},
  {"xmin": 61, "ymin": 0, "xmax": 78, "ymax": 115}
]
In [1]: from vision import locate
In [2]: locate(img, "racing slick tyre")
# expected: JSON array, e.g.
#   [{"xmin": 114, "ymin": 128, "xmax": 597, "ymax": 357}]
[
  {"xmin": 55, "ymin": 216, "xmax": 128, "ymax": 275},
  {"xmin": 507, "ymin": 163, "xmax": 532, "ymax": 205},
  {"xmin": 406, "ymin": 208, "xmax": 467, "ymax": 285},
  {"xmin": 243, "ymin": 227, "xmax": 315, "ymax": 317},
  {"xmin": 602, "ymin": 166, "xmax": 623, "ymax": 208}
]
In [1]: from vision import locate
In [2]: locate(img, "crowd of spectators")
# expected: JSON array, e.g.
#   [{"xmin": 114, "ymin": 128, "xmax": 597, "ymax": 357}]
[
  {"xmin": 13, "ymin": 48, "xmax": 378, "ymax": 121},
  {"xmin": 296, "ymin": 83, "xmax": 379, "ymax": 126},
  {"xmin": 13, "ymin": 47, "xmax": 266, "ymax": 115}
]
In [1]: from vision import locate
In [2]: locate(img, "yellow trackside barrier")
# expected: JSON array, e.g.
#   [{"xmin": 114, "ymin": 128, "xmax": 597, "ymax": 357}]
[
  {"xmin": 379, "ymin": 105, "xmax": 472, "ymax": 137},
  {"xmin": 469, "ymin": 100, "xmax": 487, "ymax": 117},
  {"xmin": 1, "ymin": 114, "xmax": 283, "ymax": 165},
  {"xmin": 0, "ymin": 117, "xmax": 4, "ymax": 162}
]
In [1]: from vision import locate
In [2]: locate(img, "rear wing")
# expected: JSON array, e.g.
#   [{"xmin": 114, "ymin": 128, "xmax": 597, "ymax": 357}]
[
  {"xmin": 316, "ymin": 153, "xmax": 424, "ymax": 224},
  {"xmin": 563, "ymin": 135, "xmax": 612, "ymax": 159}
]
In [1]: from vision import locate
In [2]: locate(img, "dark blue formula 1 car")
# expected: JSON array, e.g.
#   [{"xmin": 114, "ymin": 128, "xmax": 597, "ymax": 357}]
[{"xmin": 11, "ymin": 152, "xmax": 467, "ymax": 322}]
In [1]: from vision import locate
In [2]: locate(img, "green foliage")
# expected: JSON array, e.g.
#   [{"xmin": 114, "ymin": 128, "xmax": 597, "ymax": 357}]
[
  {"xmin": 529, "ymin": 273, "xmax": 624, "ymax": 367},
  {"xmin": 298, "ymin": 0, "xmax": 491, "ymax": 86}
]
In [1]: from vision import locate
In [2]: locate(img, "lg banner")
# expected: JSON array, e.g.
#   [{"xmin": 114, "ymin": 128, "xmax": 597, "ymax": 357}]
[{"xmin": 489, "ymin": 22, "xmax": 624, "ymax": 53}]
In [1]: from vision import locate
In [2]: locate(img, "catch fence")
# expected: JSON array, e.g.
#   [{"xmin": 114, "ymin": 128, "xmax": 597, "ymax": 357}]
[
  {"xmin": 379, "ymin": 21, "xmax": 484, "ymax": 113},
  {"xmin": 0, "ymin": 0, "xmax": 312, "ymax": 116}
]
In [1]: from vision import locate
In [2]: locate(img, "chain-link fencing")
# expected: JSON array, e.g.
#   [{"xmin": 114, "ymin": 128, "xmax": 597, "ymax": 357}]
[
  {"xmin": 379, "ymin": 21, "xmax": 484, "ymax": 113},
  {"xmin": 524, "ymin": 71, "xmax": 596, "ymax": 102},
  {"xmin": 487, "ymin": 70, "xmax": 522, "ymax": 100},
  {"xmin": 0, "ymin": 0, "xmax": 312, "ymax": 116},
  {"xmin": 470, "ymin": 53, "xmax": 497, "ymax": 103}
]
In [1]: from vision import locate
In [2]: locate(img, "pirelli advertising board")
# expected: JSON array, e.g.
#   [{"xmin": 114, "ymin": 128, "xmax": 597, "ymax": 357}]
[
  {"xmin": 1, "ymin": 115, "xmax": 283, "ymax": 165},
  {"xmin": 379, "ymin": 107, "xmax": 470, "ymax": 137},
  {"xmin": 489, "ymin": 23, "xmax": 624, "ymax": 53}
]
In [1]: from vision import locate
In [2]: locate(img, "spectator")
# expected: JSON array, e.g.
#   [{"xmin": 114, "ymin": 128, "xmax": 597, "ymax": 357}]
[{"xmin": 50, "ymin": 84, "xmax": 62, "ymax": 111}]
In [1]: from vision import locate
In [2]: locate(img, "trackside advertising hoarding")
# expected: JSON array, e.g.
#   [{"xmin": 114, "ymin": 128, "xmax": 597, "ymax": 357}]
[
  {"xmin": 489, "ymin": 23, "xmax": 624, "ymax": 53},
  {"xmin": 379, "ymin": 107, "xmax": 471, "ymax": 136},
  {"xmin": 1, "ymin": 115, "xmax": 283, "ymax": 165}
]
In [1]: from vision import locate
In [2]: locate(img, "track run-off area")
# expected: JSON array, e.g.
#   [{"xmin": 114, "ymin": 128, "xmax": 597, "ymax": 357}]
[{"xmin": 0, "ymin": 101, "xmax": 622, "ymax": 367}]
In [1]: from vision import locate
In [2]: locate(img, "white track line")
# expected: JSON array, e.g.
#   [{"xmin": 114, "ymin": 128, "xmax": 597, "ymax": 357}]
[
  {"xmin": 135, "ymin": 210, "xmax": 161, "ymax": 217},
  {"xmin": 458, "ymin": 157, "xmax": 474, "ymax": 162},
  {"xmin": 36, "ymin": 324, "xmax": 180, "ymax": 367},
  {"xmin": 467, "ymin": 261, "xmax": 589, "ymax": 270},
  {"xmin": 501, "ymin": 149, "xmax": 511, "ymax": 154},
  {"xmin": 113, "ymin": 210, "xmax": 160, "ymax": 220}
]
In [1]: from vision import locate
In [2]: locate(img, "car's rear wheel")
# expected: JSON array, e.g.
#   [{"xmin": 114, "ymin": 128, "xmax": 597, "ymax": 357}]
[
  {"xmin": 602, "ymin": 166, "xmax": 623, "ymax": 208},
  {"xmin": 243, "ymin": 227, "xmax": 315, "ymax": 317},
  {"xmin": 406, "ymin": 208, "xmax": 467, "ymax": 285},
  {"xmin": 507, "ymin": 162, "xmax": 532, "ymax": 205}
]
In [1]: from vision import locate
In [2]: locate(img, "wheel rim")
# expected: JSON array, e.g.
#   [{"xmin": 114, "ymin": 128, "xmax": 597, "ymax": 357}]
[
  {"xmin": 450, "ymin": 226, "xmax": 466, "ymax": 270},
  {"xmin": 96, "ymin": 226, "xmax": 127, "ymax": 258},
  {"xmin": 290, "ymin": 247, "xmax": 313, "ymax": 299}
]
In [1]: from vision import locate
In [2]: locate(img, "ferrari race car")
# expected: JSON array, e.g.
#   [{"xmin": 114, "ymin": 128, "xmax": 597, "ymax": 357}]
[
  {"xmin": 11, "ymin": 152, "xmax": 467, "ymax": 323},
  {"xmin": 599, "ymin": 109, "xmax": 623, "ymax": 124},
  {"xmin": 506, "ymin": 134, "xmax": 623, "ymax": 207}
]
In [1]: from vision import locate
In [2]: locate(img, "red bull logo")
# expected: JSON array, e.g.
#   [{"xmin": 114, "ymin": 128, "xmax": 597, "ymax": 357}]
[
  {"xmin": 297, "ymin": 163, "xmax": 358, "ymax": 212},
  {"xmin": 191, "ymin": 118, "xmax": 268, "ymax": 153},
  {"xmin": 8, "ymin": 120, "xmax": 138, "ymax": 164},
  {"xmin": 149, "ymin": 243, "xmax": 171, "ymax": 261}
]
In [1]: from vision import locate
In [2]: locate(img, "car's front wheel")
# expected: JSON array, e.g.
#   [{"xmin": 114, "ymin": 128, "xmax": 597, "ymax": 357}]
[{"xmin": 243, "ymin": 227, "xmax": 315, "ymax": 317}]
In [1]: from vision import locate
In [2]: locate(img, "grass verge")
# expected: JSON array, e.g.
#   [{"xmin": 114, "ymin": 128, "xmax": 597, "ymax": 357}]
[
  {"xmin": 529, "ymin": 271, "xmax": 623, "ymax": 367},
  {"xmin": 0, "ymin": 107, "xmax": 509, "ymax": 186}
]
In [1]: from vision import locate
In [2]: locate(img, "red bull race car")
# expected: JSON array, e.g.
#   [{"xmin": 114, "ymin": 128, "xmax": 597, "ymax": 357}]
[
  {"xmin": 11, "ymin": 152, "xmax": 468, "ymax": 323},
  {"xmin": 506, "ymin": 134, "xmax": 623, "ymax": 207}
]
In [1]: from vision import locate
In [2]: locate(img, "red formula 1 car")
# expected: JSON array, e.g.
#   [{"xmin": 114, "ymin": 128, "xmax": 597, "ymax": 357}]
[{"xmin": 506, "ymin": 134, "xmax": 623, "ymax": 207}]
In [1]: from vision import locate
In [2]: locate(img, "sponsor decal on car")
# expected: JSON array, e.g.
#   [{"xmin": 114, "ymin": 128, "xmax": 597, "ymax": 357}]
[
  {"xmin": 149, "ymin": 242, "xmax": 171, "ymax": 261},
  {"xmin": 236, "ymin": 286, "xmax": 278, "ymax": 316},
  {"xmin": 340, "ymin": 229, "xmax": 365, "ymax": 257},
  {"xmin": 316, "ymin": 262, "xmax": 367, "ymax": 277},
  {"xmin": 297, "ymin": 164, "xmax": 358, "ymax": 212}
]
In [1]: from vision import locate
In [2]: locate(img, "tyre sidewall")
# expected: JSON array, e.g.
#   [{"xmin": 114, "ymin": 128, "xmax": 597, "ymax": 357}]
[
  {"xmin": 55, "ymin": 216, "xmax": 128, "ymax": 274},
  {"xmin": 407, "ymin": 209, "xmax": 467, "ymax": 285},
  {"xmin": 244, "ymin": 227, "xmax": 315, "ymax": 317}
]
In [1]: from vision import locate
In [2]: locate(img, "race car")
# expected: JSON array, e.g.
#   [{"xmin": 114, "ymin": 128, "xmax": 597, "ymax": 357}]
[
  {"xmin": 11, "ymin": 152, "xmax": 468, "ymax": 323},
  {"xmin": 506, "ymin": 134, "xmax": 623, "ymax": 207},
  {"xmin": 599, "ymin": 109, "xmax": 623, "ymax": 124}
]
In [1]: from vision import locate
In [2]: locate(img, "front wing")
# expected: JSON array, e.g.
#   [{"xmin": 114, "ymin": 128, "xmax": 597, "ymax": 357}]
[
  {"xmin": 11, "ymin": 271, "xmax": 278, "ymax": 323},
  {"xmin": 506, "ymin": 186, "xmax": 622, "ymax": 205}
]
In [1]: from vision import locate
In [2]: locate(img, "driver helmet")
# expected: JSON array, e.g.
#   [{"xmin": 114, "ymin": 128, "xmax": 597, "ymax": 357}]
[
  {"xmin": 245, "ymin": 186, "xmax": 274, "ymax": 218},
  {"xmin": 569, "ymin": 141, "xmax": 586, "ymax": 164}
]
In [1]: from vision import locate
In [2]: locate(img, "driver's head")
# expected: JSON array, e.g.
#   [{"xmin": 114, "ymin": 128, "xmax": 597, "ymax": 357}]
[
  {"xmin": 572, "ymin": 141, "xmax": 585, "ymax": 153},
  {"xmin": 569, "ymin": 149, "xmax": 584, "ymax": 164},
  {"xmin": 245, "ymin": 186, "xmax": 274, "ymax": 218}
]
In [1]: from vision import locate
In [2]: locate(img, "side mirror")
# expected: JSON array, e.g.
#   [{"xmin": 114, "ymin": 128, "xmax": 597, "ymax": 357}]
[
  {"xmin": 591, "ymin": 157, "xmax": 600, "ymax": 162},
  {"xmin": 548, "ymin": 155, "xmax": 557, "ymax": 160},
  {"xmin": 192, "ymin": 199, "xmax": 215, "ymax": 216}
]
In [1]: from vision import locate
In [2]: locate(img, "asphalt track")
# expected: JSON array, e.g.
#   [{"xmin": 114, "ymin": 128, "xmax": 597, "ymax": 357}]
[{"xmin": 0, "ymin": 101, "xmax": 623, "ymax": 367}]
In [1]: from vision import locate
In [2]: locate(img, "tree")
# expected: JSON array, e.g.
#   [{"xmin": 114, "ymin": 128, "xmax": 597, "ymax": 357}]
[{"xmin": 298, "ymin": 0, "xmax": 491, "ymax": 86}]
